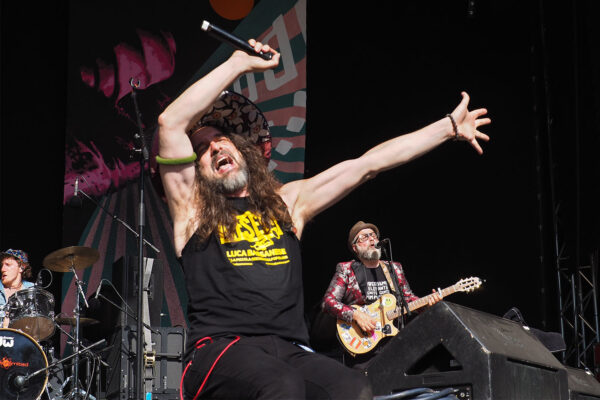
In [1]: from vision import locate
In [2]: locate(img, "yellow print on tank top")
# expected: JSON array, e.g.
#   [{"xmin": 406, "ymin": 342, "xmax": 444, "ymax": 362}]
[{"xmin": 218, "ymin": 211, "xmax": 289, "ymax": 267}]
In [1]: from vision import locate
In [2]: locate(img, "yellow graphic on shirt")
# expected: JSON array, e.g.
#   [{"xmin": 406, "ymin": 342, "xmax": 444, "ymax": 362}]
[{"xmin": 218, "ymin": 211, "xmax": 289, "ymax": 267}]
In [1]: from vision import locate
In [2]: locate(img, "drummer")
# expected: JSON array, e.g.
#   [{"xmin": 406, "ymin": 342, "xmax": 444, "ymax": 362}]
[{"xmin": 1, "ymin": 249, "xmax": 34, "ymax": 327}]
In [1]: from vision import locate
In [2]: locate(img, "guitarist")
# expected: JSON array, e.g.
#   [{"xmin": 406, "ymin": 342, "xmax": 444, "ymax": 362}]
[{"xmin": 321, "ymin": 221, "xmax": 441, "ymax": 369}]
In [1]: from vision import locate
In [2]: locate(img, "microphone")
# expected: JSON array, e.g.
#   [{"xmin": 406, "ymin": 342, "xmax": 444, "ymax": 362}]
[
  {"xmin": 13, "ymin": 374, "xmax": 28, "ymax": 390},
  {"xmin": 36, "ymin": 270, "xmax": 43, "ymax": 286},
  {"xmin": 94, "ymin": 281, "xmax": 103, "ymax": 299},
  {"xmin": 74, "ymin": 176, "xmax": 79, "ymax": 197},
  {"xmin": 69, "ymin": 177, "xmax": 83, "ymax": 208},
  {"xmin": 375, "ymin": 238, "xmax": 390, "ymax": 249},
  {"xmin": 201, "ymin": 20, "xmax": 273, "ymax": 61}
]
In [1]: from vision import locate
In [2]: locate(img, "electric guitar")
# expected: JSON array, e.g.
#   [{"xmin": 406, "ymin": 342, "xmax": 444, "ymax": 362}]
[{"xmin": 336, "ymin": 277, "xmax": 482, "ymax": 355}]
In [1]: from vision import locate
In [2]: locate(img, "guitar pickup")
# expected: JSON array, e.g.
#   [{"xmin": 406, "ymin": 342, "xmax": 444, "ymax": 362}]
[{"xmin": 382, "ymin": 325, "xmax": 393, "ymax": 334}]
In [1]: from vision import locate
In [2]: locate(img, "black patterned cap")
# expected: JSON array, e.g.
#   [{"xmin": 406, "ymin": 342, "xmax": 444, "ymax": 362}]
[{"xmin": 192, "ymin": 90, "xmax": 272, "ymax": 160}]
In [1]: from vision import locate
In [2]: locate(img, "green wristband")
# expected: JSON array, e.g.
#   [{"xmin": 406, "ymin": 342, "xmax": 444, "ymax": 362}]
[{"xmin": 155, "ymin": 153, "xmax": 197, "ymax": 165}]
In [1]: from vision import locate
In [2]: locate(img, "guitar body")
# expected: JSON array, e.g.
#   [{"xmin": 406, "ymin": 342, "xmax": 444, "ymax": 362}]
[
  {"xmin": 335, "ymin": 293, "xmax": 399, "ymax": 355},
  {"xmin": 334, "ymin": 276, "xmax": 482, "ymax": 355}
]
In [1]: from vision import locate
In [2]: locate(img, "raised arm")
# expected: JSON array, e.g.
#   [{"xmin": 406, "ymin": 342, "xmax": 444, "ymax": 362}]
[
  {"xmin": 280, "ymin": 92, "xmax": 490, "ymax": 238},
  {"xmin": 157, "ymin": 40, "xmax": 280, "ymax": 254}
]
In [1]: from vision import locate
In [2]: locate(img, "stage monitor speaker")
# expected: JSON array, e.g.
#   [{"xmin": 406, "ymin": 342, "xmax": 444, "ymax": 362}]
[
  {"xmin": 105, "ymin": 325, "xmax": 185, "ymax": 400},
  {"xmin": 565, "ymin": 366, "xmax": 600, "ymax": 400},
  {"xmin": 366, "ymin": 301, "xmax": 569, "ymax": 400}
]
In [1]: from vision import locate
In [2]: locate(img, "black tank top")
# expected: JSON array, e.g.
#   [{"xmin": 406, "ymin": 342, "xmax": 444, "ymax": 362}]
[{"xmin": 181, "ymin": 197, "xmax": 308, "ymax": 359}]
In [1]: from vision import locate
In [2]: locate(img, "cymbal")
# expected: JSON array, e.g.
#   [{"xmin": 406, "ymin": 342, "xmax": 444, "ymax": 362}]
[
  {"xmin": 55, "ymin": 317, "xmax": 100, "ymax": 327},
  {"xmin": 43, "ymin": 246, "xmax": 99, "ymax": 272}
]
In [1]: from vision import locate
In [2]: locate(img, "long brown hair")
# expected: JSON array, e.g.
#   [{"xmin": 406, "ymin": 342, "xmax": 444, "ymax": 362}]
[{"xmin": 191, "ymin": 133, "xmax": 292, "ymax": 243}]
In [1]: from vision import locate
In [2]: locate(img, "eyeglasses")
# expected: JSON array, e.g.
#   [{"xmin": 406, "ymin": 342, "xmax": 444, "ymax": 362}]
[{"xmin": 354, "ymin": 232, "xmax": 378, "ymax": 244}]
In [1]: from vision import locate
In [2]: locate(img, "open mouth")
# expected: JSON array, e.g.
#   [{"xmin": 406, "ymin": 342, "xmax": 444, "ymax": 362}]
[{"xmin": 213, "ymin": 152, "xmax": 235, "ymax": 174}]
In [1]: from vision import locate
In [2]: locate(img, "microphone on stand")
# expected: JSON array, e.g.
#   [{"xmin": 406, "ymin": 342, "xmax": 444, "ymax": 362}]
[
  {"xmin": 35, "ymin": 270, "xmax": 44, "ymax": 286},
  {"xmin": 12, "ymin": 374, "xmax": 28, "ymax": 391},
  {"xmin": 87, "ymin": 280, "xmax": 104, "ymax": 310},
  {"xmin": 69, "ymin": 176, "xmax": 83, "ymax": 208},
  {"xmin": 375, "ymin": 238, "xmax": 390, "ymax": 249},
  {"xmin": 94, "ymin": 281, "xmax": 103, "ymax": 300},
  {"xmin": 201, "ymin": 20, "xmax": 273, "ymax": 61}
]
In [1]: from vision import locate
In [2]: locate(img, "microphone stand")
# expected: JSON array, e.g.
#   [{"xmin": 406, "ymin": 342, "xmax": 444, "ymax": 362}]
[
  {"xmin": 381, "ymin": 240, "xmax": 410, "ymax": 329},
  {"xmin": 74, "ymin": 186, "xmax": 159, "ymax": 254},
  {"xmin": 130, "ymin": 78, "xmax": 149, "ymax": 400}
]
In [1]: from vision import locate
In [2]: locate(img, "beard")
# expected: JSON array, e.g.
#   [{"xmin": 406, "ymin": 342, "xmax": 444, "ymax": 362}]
[{"xmin": 356, "ymin": 246, "xmax": 381, "ymax": 262}]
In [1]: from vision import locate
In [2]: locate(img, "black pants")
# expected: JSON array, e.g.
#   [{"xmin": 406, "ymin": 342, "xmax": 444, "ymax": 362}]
[{"xmin": 183, "ymin": 335, "xmax": 373, "ymax": 400}]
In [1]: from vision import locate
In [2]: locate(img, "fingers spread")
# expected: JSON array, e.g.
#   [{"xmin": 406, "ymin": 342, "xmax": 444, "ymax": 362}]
[
  {"xmin": 476, "ymin": 131, "xmax": 490, "ymax": 142},
  {"xmin": 472, "ymin": 108, "xmax": 488, "ymax": 118},
  {"xmin": 475, "ymin": 117, "xmax": 492, "ymax": 128},
  {"xmin": 471, "ymin": 139, "xmax": 484, "ymax": 155}
]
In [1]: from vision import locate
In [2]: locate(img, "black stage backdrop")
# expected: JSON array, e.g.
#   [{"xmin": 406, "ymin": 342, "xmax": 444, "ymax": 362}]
[{"xmin": 2, "ymin": 0, "xmax": 600, "ymax": 359}]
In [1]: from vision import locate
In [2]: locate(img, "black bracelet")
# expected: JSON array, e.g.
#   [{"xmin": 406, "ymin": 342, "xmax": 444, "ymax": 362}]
[{"xmin": 446, "ymin": 113, "xmax": 459, "ymax": 141}]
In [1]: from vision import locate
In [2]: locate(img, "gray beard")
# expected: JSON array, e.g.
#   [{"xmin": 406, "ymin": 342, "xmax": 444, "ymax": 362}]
[
  {"xmin": 217, "ymin": 167, "xmax": 249, "ymax": 194},
  {"xmin": 203, "ymin": 162, "xmax": 249, "ymax": 195},
  {"xmin": 357, "ymin": 247, "xmax": 381, "ymax": 262}
]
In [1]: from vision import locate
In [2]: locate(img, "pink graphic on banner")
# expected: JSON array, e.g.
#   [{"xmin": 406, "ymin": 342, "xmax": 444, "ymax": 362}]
[
  {"xmin": 80, "ymin": 30, "xmax": 175, "ymax": 103},
  {"xmin": 64, "ymin": 139, "xmax": 142, "ymax": 203}
]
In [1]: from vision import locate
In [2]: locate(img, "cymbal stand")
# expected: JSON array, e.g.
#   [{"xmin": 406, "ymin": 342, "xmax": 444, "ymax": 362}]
[{"xmin": 68, "ymin": 259, "xmax": 89, "ymax": 400}]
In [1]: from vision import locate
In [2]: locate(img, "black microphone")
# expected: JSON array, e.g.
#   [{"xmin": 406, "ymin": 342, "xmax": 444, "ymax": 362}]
[
  {"xmin": 375, "ymin": 238, "xmax": 390, "ymax": 249},
  {"xmin": 201, "ymin": 20, "xmax": 273, "ymax": 61},
  {"xmin": 36, "ymin": 270, "xmax": 43, "ymax": 286}
]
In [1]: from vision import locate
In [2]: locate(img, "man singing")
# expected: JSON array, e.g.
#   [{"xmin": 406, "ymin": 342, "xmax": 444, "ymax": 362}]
[{"xmin": 157, "ymin": 39, "xmax": 490, "ymax": 399}]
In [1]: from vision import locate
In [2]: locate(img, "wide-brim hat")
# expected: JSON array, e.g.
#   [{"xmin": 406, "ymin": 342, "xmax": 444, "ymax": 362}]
[
  {"xmin": 347, "ymin": 221, "xmax": 380, "ymax": 253},
  {"xmin": 0, "ymin": 249, "xmax": 29, "ymax": 265},
  {"xmin": 191, "ymin": 90, "xmax": 272, "ymax": 160}
]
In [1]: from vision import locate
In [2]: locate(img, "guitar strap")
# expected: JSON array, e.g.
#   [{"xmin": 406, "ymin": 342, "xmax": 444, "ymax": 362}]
[{"xmin": 379, "ymin": 261, "xmax": 400, "ymax": 294}]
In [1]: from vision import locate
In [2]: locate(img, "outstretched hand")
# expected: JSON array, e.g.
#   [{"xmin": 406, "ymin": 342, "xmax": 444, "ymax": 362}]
[{"xmin": 450, "ymin": 92, "xmax": 491, "ymax": 155}]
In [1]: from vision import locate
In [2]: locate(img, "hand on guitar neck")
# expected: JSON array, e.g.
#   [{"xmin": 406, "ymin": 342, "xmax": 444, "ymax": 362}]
[{"xmin": 428, "ymin": 288, "xmax": 443, "ymax": 306}]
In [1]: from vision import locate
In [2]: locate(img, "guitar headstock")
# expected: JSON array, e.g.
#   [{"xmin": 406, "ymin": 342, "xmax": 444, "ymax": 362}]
[{"xmin": 455, "ymin": 277, "xmax": 482, "ymax": 292}]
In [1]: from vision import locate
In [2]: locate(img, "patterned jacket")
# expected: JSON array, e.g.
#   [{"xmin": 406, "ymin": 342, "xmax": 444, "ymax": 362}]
[{"xmin": 321, "ymin": 260, "xmax": 419, "ymax": 323}]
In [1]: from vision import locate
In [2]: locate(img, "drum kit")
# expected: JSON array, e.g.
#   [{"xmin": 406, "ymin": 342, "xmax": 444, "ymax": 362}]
[{"xmin": 0, "ymin": 246, "xmax": 105, "ymax": 400}]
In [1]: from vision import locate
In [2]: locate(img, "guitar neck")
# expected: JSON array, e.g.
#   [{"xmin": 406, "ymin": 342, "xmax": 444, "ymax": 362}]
[{"xmin": 388, "ymin": 284, "xmax": 458, "ymax": 320}]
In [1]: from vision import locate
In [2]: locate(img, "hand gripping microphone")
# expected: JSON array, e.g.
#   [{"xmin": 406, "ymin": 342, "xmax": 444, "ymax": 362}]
[{"xmin": 201, "ymin": 20, "xmax": 273, "ymax": 60}]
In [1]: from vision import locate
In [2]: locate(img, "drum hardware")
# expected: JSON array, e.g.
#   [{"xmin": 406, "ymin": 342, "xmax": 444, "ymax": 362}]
[
  {"xmin": 73, "ymin": 169, "xmax": 160, "ymax": 400},
  {"xmin": 11, "ymin": 337, "xmax": 106, "ymax": 400},
  {"xmin": 56, "ymin": 317, "xmax": 100, "ymax": 327},
  {"xmin": 42, "ymin": 246, "xmax": 100, "ymax": 400},
  {"xmin": 144, "ymin": 350, "xmax": 156, "ymax": 368}
]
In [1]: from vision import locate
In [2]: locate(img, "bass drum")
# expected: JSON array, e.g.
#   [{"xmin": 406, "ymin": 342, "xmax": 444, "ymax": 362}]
[{"xmin": 0, "ymin": 328, "xmax": 48, "ymax": 400}]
